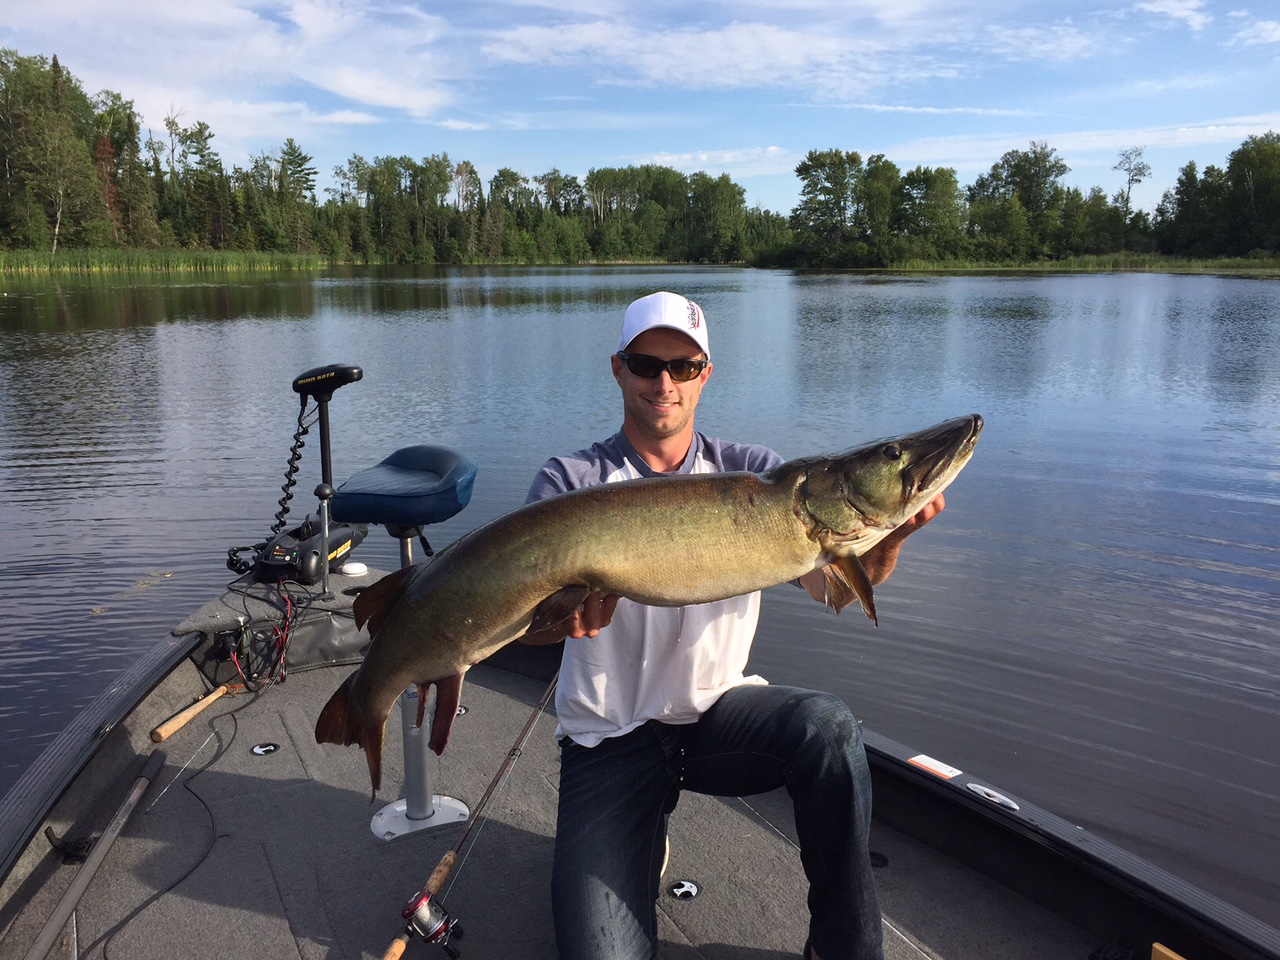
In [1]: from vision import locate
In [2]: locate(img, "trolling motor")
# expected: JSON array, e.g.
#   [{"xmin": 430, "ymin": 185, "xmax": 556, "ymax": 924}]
[{"xmin": 227, "ymin": 364, "xmax": 369, "ymax": 589}]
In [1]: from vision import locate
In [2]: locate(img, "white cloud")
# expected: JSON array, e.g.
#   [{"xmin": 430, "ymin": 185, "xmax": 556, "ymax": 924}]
[
  {"xmin": 982, "ymin": 22, "xmax": 1100, "ymax": 63},
  {"xmin": 892, "ymin": 111, "xmax": 1280, "ymax": 174},
  {"xmin": 1134, "ymin": 0, "xmax": 1212, "ymax": 31},
  {"xmin": 483, "ymin": 20, "xmax": 873, "ymax": 89},
  {"xmin": 480, "ymin": 14, "xmax": 1103, "ymax": 99},
  {"xmin": 1230, "ymin": 20, "xmax": 1280, "ymax": 44},
  {"xmin": 121, "ymin": 92, "xmax": 381, "ymax": 159},
  {"xmin": 436, "ymin": 118, "xmax": 490, "ymax": 131},
  {"xmin": 643, "ymin": 145, "xmax": 798, "ymax": 179},
  {"xmin": 303, "ymin": 64, "xmax": 451, "ymax": 116},
  {"xmin": 1125, "ymin": 73, "xmax": 1224, "ymax": 94},
  {"xmin": 310, "ymin": 109, "xmax": 383, "ymax": 125},
  {"xmin": 4, "ymin": 0, "xmax": 459, "ymax": 125},
  {"xmin": 477, "ymin": 106, "xmax": 687, "ymax": 134},
  {"xmin": 833, "ymin": 103, "xmax": 1031, "ymax": 116}
]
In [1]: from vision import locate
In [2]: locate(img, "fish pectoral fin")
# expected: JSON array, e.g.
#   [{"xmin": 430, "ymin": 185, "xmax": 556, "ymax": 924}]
[
  {"xmin": 824, "ymin": 555, "xmax": 878, "ymax": 626},
  {"xmin": 351, "ymin": 566, "xmax": 413, "ymax": 634},
  {"xmin": 820, "ymin": 564, "xmax": 858, "ymax": 613},
  {"xmin": 526, "ymin": 585, "xmax": 592, "ymax": 636},
  {"xmin": 428, "ymin": 674, "xmax": 465, "ymax": 755}
]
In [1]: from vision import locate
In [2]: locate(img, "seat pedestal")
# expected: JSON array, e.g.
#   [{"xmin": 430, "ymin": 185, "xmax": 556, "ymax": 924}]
[
  {"xmin": 370, "ymin": 688, "xmax": 470, "ymax": 840},
  {"xmin": 332, "ymin": 444, "xmax": 479, "ymax": 842}
]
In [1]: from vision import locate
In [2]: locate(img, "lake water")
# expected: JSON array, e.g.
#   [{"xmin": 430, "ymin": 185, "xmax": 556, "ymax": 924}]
[{"xmin": 2, "ymin": 266, "xmax": 1278, "ymax": 926}]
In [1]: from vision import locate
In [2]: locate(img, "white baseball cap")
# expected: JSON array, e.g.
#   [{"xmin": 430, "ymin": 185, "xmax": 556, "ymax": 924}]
[{"xmin": 617, "ymin": 292, "xmax": 710, "ymax": 358}]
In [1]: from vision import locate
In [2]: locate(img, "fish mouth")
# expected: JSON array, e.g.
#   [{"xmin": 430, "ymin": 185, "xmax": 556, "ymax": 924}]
[{"xmin": 905, "ymin": 414, "xmax": 983, "ymax": 494}]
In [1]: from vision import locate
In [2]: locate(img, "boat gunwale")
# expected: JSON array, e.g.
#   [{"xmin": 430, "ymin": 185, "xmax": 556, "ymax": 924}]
[
  {"xmin": 0, "ymin": 630, "xmax": 203, "ymax": 886},
  {"xmin": 863, "ymin": 727, "xmax": 1280, "ymax": 960}
]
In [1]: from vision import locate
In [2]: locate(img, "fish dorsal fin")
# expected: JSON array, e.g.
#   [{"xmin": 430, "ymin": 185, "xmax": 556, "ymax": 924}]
[
  {"xmin": 527, "ymin": 585, "xmax": 592, "ymax": 636},
  {"xmin": 352, "ymin": 566, "xmax": 414, "ymax": 636},
  {"xmin": 823, "ymin": 554, "xmax": 878, "ymax": 626}
]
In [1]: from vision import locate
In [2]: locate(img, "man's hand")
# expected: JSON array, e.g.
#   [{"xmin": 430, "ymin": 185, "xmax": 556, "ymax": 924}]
[
  {"xmin": 800, "ymin": 493, "xmax": 946, "ymax": 603},
  {"xmin": 567, "ymin": 590, "xmax": 620, "ymax": 638},
  {"xmin": 861, "ymin": 493, "xmax": 945, "ymax": 585},
  {"xmin": 520, "ymin": 590, "xmax": 621, "ymax": 645}
]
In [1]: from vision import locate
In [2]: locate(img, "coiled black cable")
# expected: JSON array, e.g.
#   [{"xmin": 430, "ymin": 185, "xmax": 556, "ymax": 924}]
[
  {"xmin": 271, "ymin": 398, "xmax": 313, "ymax": 536},
  {"xmin": 225, "ymin": 399, "xmax": 318, "ymax": 575}
]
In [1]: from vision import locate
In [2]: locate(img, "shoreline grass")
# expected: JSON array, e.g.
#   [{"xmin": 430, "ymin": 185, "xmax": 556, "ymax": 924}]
[
  {"xmin": 3, "ymin": 247, "xmax": 1278, "ymax": 278},
  {"xmin": 0, "ymin": 248, "xmax": 330, "ymax": 275}
]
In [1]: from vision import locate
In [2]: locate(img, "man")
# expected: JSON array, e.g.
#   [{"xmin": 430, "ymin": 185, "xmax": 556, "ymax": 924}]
[{"xmin": 522, "ymin": 291, "xmax": 942, "ymax": 960}]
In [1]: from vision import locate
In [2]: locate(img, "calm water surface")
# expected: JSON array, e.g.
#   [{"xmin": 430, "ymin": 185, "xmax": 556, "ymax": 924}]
[{"xmin": 2, "ymin": 266, "xmax": 1278, "ymax": 925}]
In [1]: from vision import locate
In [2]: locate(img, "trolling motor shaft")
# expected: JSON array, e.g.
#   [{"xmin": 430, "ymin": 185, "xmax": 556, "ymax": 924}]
[{"xmin": 292, "ymin": 364, "xmax": 363, "ymax": 489}]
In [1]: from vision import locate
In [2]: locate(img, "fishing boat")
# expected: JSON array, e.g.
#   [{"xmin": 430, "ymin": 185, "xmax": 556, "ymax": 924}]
[{"xmin": 2, "ymin": 366, "xmax": 1278, "ymax": 960}]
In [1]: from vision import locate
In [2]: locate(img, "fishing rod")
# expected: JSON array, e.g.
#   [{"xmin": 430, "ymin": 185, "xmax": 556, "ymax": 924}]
[{"xmin": 381, "ymin": 671, "xmax": 559, "ymax": 960}]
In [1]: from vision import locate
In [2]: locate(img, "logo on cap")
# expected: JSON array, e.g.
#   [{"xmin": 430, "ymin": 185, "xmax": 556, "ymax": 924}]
[{"xmin": 686, "ymin": 301, "xmax": 702, "ymax": 330}]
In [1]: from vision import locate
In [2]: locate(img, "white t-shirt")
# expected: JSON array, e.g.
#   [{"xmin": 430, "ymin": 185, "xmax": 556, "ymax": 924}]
[{"xmin": 525, "ymin": 430, "xmax": 782, "ymax": 746}]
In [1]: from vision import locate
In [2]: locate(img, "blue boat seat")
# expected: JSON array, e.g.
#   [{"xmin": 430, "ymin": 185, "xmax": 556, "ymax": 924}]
[{"xmin": 332, "ymin": 445, "xmax": 477, "ymax": 537}]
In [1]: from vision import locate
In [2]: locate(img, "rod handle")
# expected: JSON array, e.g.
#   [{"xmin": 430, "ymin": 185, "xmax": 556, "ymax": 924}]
[
  {"xmin": 426, "ymin": 850, "xmax": 457, "ymax": 895},
  {"xmin": 150, "ymin": 685, "xmax": 229, "ymax": 742},
  {"xmin": 381, "ymin": 933, "xmax": 410, "ymax": 960}
]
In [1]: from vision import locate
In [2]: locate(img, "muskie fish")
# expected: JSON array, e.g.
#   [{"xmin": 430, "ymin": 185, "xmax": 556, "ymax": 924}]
[{"xmin": 316, "ymin": 414, "xmax": 982, "ymax": 794}]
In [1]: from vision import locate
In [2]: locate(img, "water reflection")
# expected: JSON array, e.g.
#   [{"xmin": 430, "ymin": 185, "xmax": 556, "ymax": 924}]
[{"xmin": 0, "ymin": 275, "xmax": 321, "ymax": 331}]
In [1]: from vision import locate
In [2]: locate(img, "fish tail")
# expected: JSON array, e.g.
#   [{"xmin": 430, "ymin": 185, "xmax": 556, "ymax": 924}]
[
  {"xmin": 315, "ymin": 671, "xmax": 362, "ymax": 746},
  {"xmin": 315, "ymin": 671, "xmax": 386, "ymax": 797}
]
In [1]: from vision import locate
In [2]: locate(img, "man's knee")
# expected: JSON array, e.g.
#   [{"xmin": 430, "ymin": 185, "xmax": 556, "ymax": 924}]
[{"xmin": 792, "ymin": 691, "xmax": 860, "ymax": 748}]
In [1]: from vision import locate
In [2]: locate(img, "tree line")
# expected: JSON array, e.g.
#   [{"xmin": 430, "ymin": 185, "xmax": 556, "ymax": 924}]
[
  {"xmin": 2, "ymin": 49, "xmax": 1278, "ymax": 268},
  {"xmin": 783, "ymin": 136, "xmax": 1280, "ymax": 266}
]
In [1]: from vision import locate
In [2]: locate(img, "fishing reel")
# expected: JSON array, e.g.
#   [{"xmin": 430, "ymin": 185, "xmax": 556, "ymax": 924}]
[{"xmin": 401, "ymin": 889, "xmax": 464, "ymax": 958}]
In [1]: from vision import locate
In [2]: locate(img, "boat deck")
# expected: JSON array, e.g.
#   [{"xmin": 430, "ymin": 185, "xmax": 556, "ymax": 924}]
[{"xmin": 0, "ymin": 653, "xmax": 1100, "ymax": 960}]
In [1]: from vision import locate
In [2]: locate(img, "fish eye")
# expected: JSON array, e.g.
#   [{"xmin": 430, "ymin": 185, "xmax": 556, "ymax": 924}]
[{"xmin": 881, "ymin": 443, "xmax": 902, "ymax": 461}]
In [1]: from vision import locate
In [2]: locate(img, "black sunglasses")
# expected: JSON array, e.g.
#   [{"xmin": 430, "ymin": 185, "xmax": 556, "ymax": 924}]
[{"xmin": 616, "ymin": 352, "xmax": 709, "ymax": 382}]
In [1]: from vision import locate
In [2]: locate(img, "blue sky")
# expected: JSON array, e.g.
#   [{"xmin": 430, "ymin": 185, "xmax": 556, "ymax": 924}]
[{"xmin": 3, "ymin": 1, "xmax": 1278, "ymax": 216}]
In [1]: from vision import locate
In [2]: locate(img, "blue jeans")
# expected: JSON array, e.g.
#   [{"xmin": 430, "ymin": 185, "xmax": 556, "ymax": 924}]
[{"xmin": 552, "ymin": 684, "xmax": 883, "ymax": 960}]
